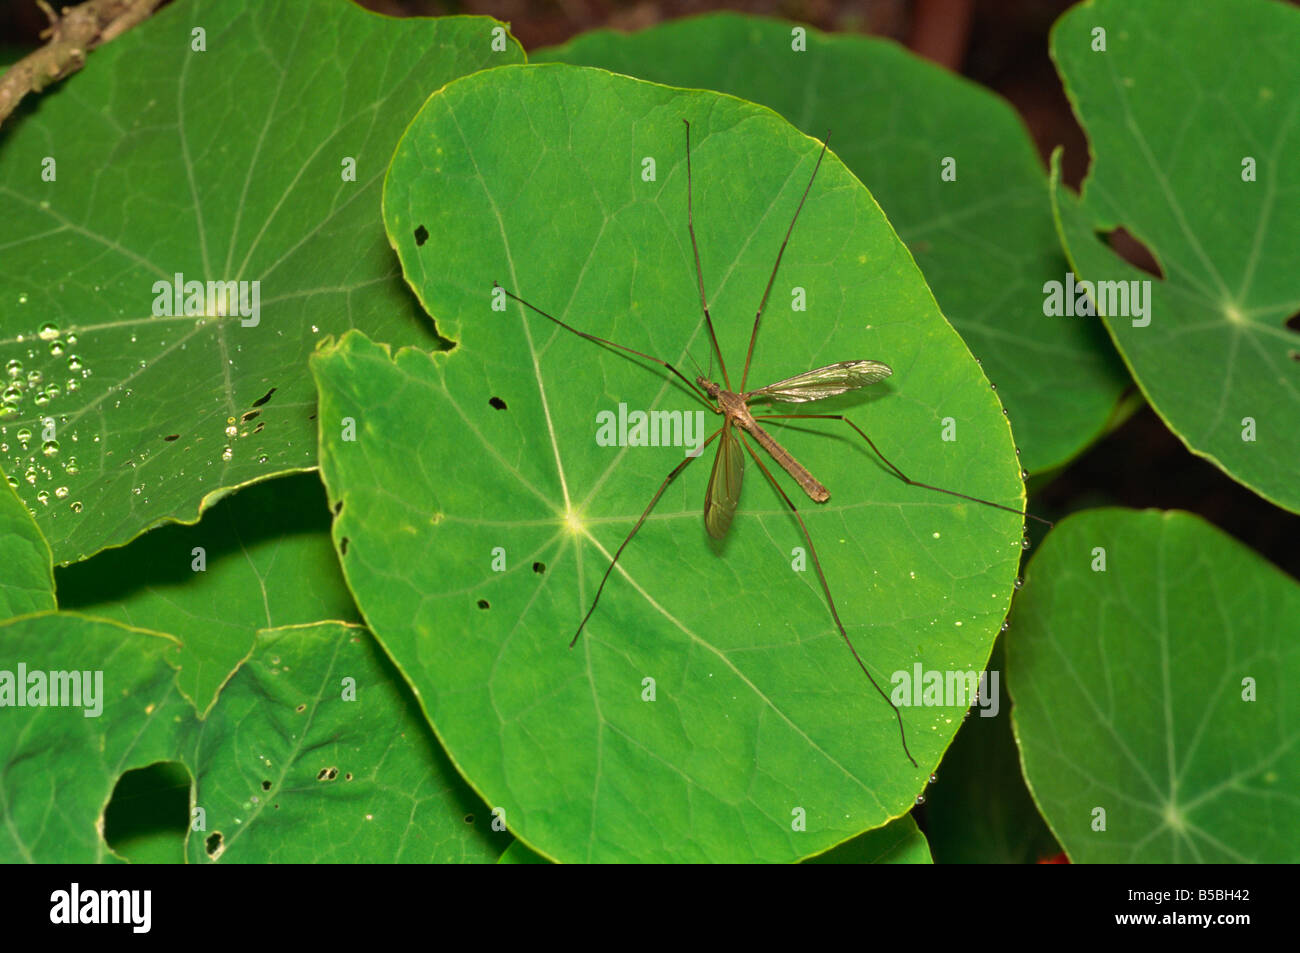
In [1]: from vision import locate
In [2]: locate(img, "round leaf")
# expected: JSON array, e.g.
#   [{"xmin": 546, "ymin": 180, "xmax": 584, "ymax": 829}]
[
  {"xmin": 319, "ymin": 64, "xmax": 1026, "ymax": 862},
  {"xmin": 1009, "ymin": 508, "xmax": 1300, "ymax": 862}
]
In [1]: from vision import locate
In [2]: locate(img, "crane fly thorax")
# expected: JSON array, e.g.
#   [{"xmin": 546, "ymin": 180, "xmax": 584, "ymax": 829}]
[{"xmin": 717, "ymin": 389, "xmax": 754, "ymax": 426}]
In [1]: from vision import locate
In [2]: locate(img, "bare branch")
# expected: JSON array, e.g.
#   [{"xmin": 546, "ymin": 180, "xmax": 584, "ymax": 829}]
[{"xmin": 0, "ymin": 0, "xmax": 166, "ymax": 127}]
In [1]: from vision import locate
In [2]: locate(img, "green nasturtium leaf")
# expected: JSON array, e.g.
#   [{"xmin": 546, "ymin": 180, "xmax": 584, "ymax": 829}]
[
  {"xmin": 1049, "ymin": 0, "xmax": 1300, "ymax": 512},
  {"xmin": 0, "ymin": 613, "xmax": 190, "ymax": 863},
  {"xmin": 56, "ymin": 472, "xmax": 360, "ymax": 714},
  {"xmin": 803, "ymin": 814, "xmax": 931, "ymax": 864},
  {"xmin": 185, "ymin": 622, "xmax": 504, "ymax": 864},
  {"xmin": 0, "ymin": 468, "xmax": 55, "ymax": 617},
  {"xmin": 498, "ymin": 814, "xmax": 930, "ymax": 864},
  {"xmin": 498, "ymin": 841, "xmax": 550, "ymax": 864},
  {"xmin": 1008, "ymin": 509, "xmax": 1300, "ymax": 863},
  {"xmin": 0, "ymin": 614, "xmax": 503, "ymax": 862},
  {"xmin": 315, "ymin": 63, "xmax": 1026, "ymax": 862},
  {"xmin": 533, "ymin": 13, "xmax": 1129, "ymax": 476},
  {"xmin": 0, "ymin": 0, "xmax": 524, "ymax": 565}
]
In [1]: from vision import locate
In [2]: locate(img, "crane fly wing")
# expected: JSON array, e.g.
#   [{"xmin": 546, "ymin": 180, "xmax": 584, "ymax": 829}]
[
  {"xmin": 704, "ymin": 423, "xmax": 743, "ymax": 539},
  {"xmin": 748, "ymin": 360, "xmax": 892, "ymax": 403}
]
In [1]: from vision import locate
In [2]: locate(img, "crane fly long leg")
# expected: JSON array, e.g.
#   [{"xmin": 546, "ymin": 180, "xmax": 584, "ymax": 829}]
[
  {"xmin": 739, "ymin": 133, "xmax": 832, "ymax": 394},
  {"xmin": 735, "ymin": 432, "xmax": 918, "ymax": 768},
  {"xmin": 493, "ymin": 282, "xmax": 713, "ymax": 409},
  {"xmin": 755, "ymin": 413, "xmax": 1054, "ymax": 527},
  {"xmin": 571, "ymin": 427, "xmax": 724, "ymax": 647},
  {"xmin": 682, "ymin": 120, "xmax": 730, "ymax": 392}
]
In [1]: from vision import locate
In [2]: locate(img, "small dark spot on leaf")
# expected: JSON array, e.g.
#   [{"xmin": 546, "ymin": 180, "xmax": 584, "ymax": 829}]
[
  {"xmin": 476, "ymin": 599, "xmax": 490, "ymax": 610},
  {"xmin": 317, "ymin": 766, "xmax": 339, "ymax": 782},
  {"xmin": 333, "ymin": 500, "xmax": 343, "ymax": 515},
  {"xmin": 489, "ymin": 396, "xmax": 507, "ymax": 410},
  {"xmin": 261, "ymin": 780, "xmax": 271, "ymax": 791},
  {"xmin": 163, "ymin": 434, "xmax": 179, "ymax": 442},
  {"xmin": 414, "ymin": 225, "xmax": 429, "ymax": 246},
  {"xmin": 241, "ymin": 410, "xmax": 260, "ymax": 423},
  {"xmin": 533, "ymin": 561, "xmax": 545, "ymax": 575},
  {"xmin": 205, "ymin": 832, "xmax": 223, "ymax": 855},
  {"xmin": 1286, "ymin": 311, "xmax": 1300, "ymax": 333},
  {"xmin": 340, "ymin": 536, "xmax": 349, "ymax": 555},
  {"xmin": 295, "ymin": 703, "xmax": 307, "ymax": 713},
  {"xmin": 251, "ymin": 387, "xmax": 277, "ymax": 408},
  {"xmin": 344, "ymin": 772, "xmax": 353, "ymax": 781},
  {"xmin": 274, "ymin": 803, "xmax": 279, "ymax": 810},
  {"xmin": 307, "ymin": 413, "xmax": 317, "ymax": 421},
  {"xmin": 463, "ymin": 814, "xmax": 475, "ymax": 825},
  {"xmin": 1290, "ymin": 350, "xmax": 1300, "ymax": 362}
]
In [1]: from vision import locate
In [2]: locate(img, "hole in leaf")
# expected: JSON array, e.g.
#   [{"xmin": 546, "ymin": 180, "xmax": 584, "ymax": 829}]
[
  {"xmin": 163, "ymin": 434, "xmax": 179, "ymax": 442},
  {"xmin": 102, "ymin": 761, "xmax": 191, "ymax": 863},
  {"xmin": 1285, "ymin": 311, "xmax": 1300, "ymax": 333},
  {"xmin": 251, "ymin": 387, "xmax": 277, "ymax": 408},
  {"xmin": 414, "ymin": 225, "xmax": 429, "ymax": 246},
  {"xmin": 317, "ymin": 767, "xmax": 339, "ymax": 782},
  {"xmin": 340, "ymin": 536, "xmax": 349, "ymax": 555},
  {"xmin": 463, "ymin": 814, "xmax": 475, "ymax": 825},
  {"xmin": 489, "ymin": 396, "xmax": 507, "ymax": 410},
  {"xmin": 241, "ymin": 410, "xmax": 260, "ymax": 423},
  {"xmin": 295, "ymin": 703, "xmax": 306, "ymax": 713},
  {"xmin": 261, "ymin": 780, "xmax": 271, "ymax": 791},
  {"xmin": 476, "ymin": 599, "xmax": 490, "ymax": 610},
  {"xmin": 533, "ymin": 561, "xmax": 545, "ymax": 575},
  {"xmin": 333, "ymin": 500, "xmax": 343, "ymax": 515},
  {"xmin": 253, "ymin": 422, "xmax": 264, "ymax": 433},
  {"xmin": 205, "ymin": 832, "xmax": 223, "ymax": 856},
  {"xmin": 1098, "ymin": 227, "xmax": 1164, "ymax": 279},
  {"xmin": 344, "ymin": 772, "xmax": 353, "ymax": 781}
]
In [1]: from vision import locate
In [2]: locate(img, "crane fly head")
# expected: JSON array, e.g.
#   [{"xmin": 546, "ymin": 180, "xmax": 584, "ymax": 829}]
[{"xmin": 696, "ymin": 376, "xmax": 723, "ymax": 400}]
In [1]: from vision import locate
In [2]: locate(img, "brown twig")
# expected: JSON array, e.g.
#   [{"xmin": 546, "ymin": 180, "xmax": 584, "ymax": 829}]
[{"xmin": 0, "ymin": 0, "xmax": 166, "ymax": 127}]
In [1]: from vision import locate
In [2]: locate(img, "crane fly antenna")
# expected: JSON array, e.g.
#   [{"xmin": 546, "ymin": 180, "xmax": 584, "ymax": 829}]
[
  {"xmin": 736, "ymin": 430, "xmax": 918, "ymax": 767},
  {"xmin": 739, "ymin": 132, "xmax": 831, "ymax": 393},
  {"xmin": 755, "ymin": 412, "xmax": 1054, "ymax": 526},
  {"xmin": 494, "ymin": 282, "xmax": 712, "ymax": 408}
]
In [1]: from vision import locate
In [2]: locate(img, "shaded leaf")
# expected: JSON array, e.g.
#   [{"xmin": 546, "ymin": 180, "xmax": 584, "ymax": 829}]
[
  {"xmin": 0, "ymin": 467, "xmax": 54, "ymax": 617},
  {"xmin": 1049, "ymin": 0, "xmax": 1300, "ymax": 511},
  {"xmin": 57, "ymin": 472, "xmax": 360, "ymax": 713},
  {"xmin": 0, "ymin": 614, "xmax": 503, "ymax": 862},
  {"xmin": 0, "ymin": 0, "xmax": 524, "ymax": 564},
  {"xmin": 184, "ymin": 622, "xmax": 503, "ymax": 864},
  {"xmin": 1009, "ymin": 508, "xmax": 1299, "ymax": 862},
  {"xmin": 0, "ymin": 613, "xmax": 189, "ymax": 863},
  {"xmin": 922, "ymin": 637, "xmax": 1060, "ymax": 864},
  {"xmin": 803, "ymin": 815, "xmax": 932, "ymax": 864}
]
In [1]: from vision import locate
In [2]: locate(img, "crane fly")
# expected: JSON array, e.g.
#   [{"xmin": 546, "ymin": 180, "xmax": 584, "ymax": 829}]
[{"xmin": 495, "ymin": 121, "xmax": 1047, "ymax": 769}]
